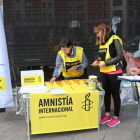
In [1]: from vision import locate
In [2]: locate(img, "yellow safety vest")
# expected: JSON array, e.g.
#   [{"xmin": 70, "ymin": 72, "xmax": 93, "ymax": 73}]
[
  {"xmin": 58, "ymin": 47, "xmax": 84, "ymax": 78},
  {"xmin": 98, "ymin": 35, "xmax": 123, "ymax": 72}
]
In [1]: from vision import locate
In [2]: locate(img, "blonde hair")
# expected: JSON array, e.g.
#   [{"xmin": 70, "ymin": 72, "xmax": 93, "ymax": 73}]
[{"xmin": 94, "ymin": 22, "xmax": 112, "ymax": 45}]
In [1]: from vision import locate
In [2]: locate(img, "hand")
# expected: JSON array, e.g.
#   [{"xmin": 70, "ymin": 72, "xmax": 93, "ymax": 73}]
[
  {"xmin": 50, "ymin": 77, "xmax": 57, "ymax": 83},
  {"xmin": 98, "ymin": 62, "xmax": 106, "ymax": 67},
  {"xmin": 67, "ymin": 69, "xmax": 77, "ymax": 72},
  {"xmin": 129, "ymin": 67, "xmax": 140, "ymax": 75},
  {"xmin": 91, "ymin": 60, "xmax": 99, "ymax": 67}
]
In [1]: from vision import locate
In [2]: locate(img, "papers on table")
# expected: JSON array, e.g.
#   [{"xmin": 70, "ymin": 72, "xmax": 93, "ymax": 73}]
[
  {"xmin": 19, "ymin": 86, "xmax": 67, "ymax": 95},
  {"xmin": 50, "ymin": 88, "xmax": 66, "ymax": 95},
  {"xmin": 118, "ymin": 76, "xmax": 140, "ymax": 82},
  {"xmin": 19, "ymin": 86, "xmax": 50, "ymax": 93}
]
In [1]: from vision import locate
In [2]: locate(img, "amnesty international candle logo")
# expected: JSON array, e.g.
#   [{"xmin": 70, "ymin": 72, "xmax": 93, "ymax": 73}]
[
  {"xmin": 82, "ymin": 93, "xmax": 93, "ymax": 111},
  {"xmin": 23, "ymin": 75, "xmax": 43, "ymax": 86},
  {"xmin": 38, "ymin": 76, "xmax": 41, "ymax": 83},
  {"xmin": 0, "ymin": 77, "xmax": 6, "ymax": 91}
]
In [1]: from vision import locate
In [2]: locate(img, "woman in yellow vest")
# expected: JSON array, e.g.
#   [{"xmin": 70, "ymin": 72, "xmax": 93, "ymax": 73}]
[
  {"xmin": 50, "ymin": 38, "xmax": 88, "ymax": 83},
  {"xmin": 92, "ymin": 22, "xmax": 124, "ymax": 127}
]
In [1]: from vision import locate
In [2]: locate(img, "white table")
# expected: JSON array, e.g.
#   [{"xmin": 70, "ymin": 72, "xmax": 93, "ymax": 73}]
[{"xmin": 20, "ymin": 87, "xmax": 104, "ymax": 140}]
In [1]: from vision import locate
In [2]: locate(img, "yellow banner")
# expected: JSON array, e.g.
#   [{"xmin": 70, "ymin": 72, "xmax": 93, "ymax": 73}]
[
  {"xmin": 23, "ymin": 75, "xmax": 43, "ymax": 86},
  {"xmin": 30, "ymin": 88, "xmax": 99, "ymax": 134},
  {"xmin": 0, "ymin": 77, "xmax": 6, "ymax": 91}
]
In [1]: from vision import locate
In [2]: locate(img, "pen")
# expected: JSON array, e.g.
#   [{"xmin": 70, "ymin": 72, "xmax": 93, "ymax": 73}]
[
  {"xmin": 89, "ymin": 64, "xmax": 99, "ymax": 66},
  {"xmin": 71, "ymin": 87, "xmax": 74, "ymax": 91},
  {"xmin": 133, "ymin": 64, "xmax": 137, "ymax": 68}
]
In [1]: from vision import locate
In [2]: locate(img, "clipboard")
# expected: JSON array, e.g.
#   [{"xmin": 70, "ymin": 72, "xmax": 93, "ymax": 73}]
[
  {"xmin": 89, "ymin": 64, "xmax": 99, "ymax": 66},
  {"xmin": 67, "ymin": 64, "xmax": 81, "ymax": 71},
  {"xmin": 118, "ymin": 76, "xmax": 140, "ymax": 82}
]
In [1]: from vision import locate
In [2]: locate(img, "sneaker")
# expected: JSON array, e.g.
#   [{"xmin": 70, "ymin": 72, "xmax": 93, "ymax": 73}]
[
  {"xmin": 100, "ymin": 114, "xmax": 112, "ymax": 124},
  {"xmin": 107, "ymin": 117, "xmax": 120, "ymax": 127}
]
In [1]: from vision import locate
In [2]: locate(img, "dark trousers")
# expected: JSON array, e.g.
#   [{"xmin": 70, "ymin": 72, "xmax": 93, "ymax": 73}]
[{"xmin": 100, "ymin": 72, "xmax": 122, "ymax": 117}]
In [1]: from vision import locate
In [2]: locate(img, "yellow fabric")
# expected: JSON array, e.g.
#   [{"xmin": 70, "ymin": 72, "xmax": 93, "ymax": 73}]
[
  {"xmin": 22, "ymin": 75, "xmax": 43, "ymax": 86},
  {"xmin": 136, "ymin": 82, "xmax": 140, "ymax": 97},
  {"xmin": 30, "ymin": 86, "xmax": 99, "ymax": 134},
  {"xmin": 58, "ymin": 47, "xmax": 84, "ymax": 77},
  {"xmin": 0, "ymin": 77, "xmax": 6, "ymax": 91},
  {"xmin": 99, "ymin": 35, "xmax": 123, "ymax": 72}
]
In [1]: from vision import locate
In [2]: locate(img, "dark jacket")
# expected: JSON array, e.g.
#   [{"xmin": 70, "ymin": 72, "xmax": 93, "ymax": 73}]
[{"xmin": 102, "ymin": 31, "xmax": 124, "ymax": 70}]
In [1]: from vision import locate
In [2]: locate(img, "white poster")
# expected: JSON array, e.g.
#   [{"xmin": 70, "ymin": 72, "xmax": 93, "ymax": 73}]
[{"xmin": 0, "ymin": 6, "xmax": 14, "ymax": 108}]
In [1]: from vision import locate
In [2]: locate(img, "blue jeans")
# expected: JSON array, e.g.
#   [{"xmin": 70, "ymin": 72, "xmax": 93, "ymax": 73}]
[
  {"xmin": 64, "ymin": 74, "xmax": 84, "ymax": 80},
  {"xmin": 138, "ymin": 98, "xmax": 140, "ymax": 126}
]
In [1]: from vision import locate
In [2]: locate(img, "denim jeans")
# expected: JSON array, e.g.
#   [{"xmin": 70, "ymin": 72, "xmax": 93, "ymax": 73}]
[
  {"xmin": 64, "ymin": 74, "xmax": 84, "ymax": 80},
  {"xmin": 138, "ymin": 98, "xmax": 140, "ymax": 126}
]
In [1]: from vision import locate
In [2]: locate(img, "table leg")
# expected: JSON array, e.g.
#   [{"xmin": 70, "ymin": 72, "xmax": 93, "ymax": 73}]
[
  {"xmin": 98, "ymin": 95, "xmax": 101, "ymax": 131},
  {"xmin": 26, "ymin": 99, "xmax": 30, "ymax": 140}
]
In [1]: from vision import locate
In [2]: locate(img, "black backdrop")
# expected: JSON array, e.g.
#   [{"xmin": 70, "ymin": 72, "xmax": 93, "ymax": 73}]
[{"xmin": 3, "ymin": 0, "xmax": 140, "ymax": 86}]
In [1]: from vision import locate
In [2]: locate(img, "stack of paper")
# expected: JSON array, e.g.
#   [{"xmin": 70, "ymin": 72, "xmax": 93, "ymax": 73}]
[
  {"xmin": 45, "ymin": 81, "xmax": 59, "ymax": 89},
  {"xmin": 118, "ymin": 76, "xmax": 140, "ymax": 82},
  {"xmin": 50, "ymin": 88, "xmax": 66, "ymax": 95},
  {"xmin": 19, "ymin": 86, "xmax": 50, "ymax": 93}
]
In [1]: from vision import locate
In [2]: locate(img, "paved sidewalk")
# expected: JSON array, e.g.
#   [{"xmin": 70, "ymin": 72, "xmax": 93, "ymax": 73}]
[{"xmin": 0, "ymin": 104, "xmax": 140, "ymax": 140}]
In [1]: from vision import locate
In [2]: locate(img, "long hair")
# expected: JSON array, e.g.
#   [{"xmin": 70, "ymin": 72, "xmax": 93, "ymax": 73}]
[{"xmin": 94, "ymin": 22, "xmax": 112, "ymax": 45}]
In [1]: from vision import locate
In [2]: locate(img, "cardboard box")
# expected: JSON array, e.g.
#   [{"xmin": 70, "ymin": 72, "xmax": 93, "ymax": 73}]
[{"xmin": 21, "ymin": 70, "xmax": 44, "ymax": 87}]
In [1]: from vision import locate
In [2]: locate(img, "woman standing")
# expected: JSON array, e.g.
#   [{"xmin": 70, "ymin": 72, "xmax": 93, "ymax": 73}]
[{"xmin": 92, "ymin": 22, "xmax": 123, "ymax": 127}]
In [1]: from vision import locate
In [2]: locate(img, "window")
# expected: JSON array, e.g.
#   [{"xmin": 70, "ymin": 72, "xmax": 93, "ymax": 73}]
[
  {"xmin": 128, "ymin": 10, "xmax": 134, "ymax": 18},
  {"xmin": 43, "ymin": 2, "xmax": 46, "ymax": 8},
  {"xmin": 97, "ymin": 12, "xmax": 101, "ymax": 19},
  {"xmin": 103, "ymin": 2, "xmax": 107, "ymax": 7},
  {"xmin": 7, "ymin": 6, "xmax": 13, "ymax": 13},
  {"xmin": 16, "ymin": 10, "xmax": 21, "ymax": 21},
  {"xmin": 34, "ymin": 11, "xmax": 40, "ymax": 20},
  {"xmin": 16, "ymin": 0, "xmax": 20, "ymax": 5},
  {"xmin": 62, "ymin": 4, "xmax": 67, "ymax": 10},
  {"xmin": 35, "ymin": 1, "xmax": 38, "ymax": 7},
  {"xmin": 48, "ymin": 3, "xmax": 52, "ymax": 9},
  {"xmin": 90, "ymin": 4, "xmax": 94, "ymax": 9},
  {"xmin": 43, "ymin": 13, "xmax": 46, "ymax": 20},
  {"xmin": 49, "ymin": 13, "xmax": 52, "ymax": 21},
  {"xmin": 78, "ymin": 14, "xmax": 84, "ymax": 21},
  {"xmin": 113, "ymin": 0, "xmax": 122, "ymax": 6},
  {"xmin": 77, "ymin": 0, "xmax": 84, "ymax": 2},
  {"xmin": 5, "ymin": 17, "xmax": 13, "ymax": 26},
  {"xmin": 64, "ymin": 14, "xmax": 68, "ymax": 21},
  {"xmin": 128, "ymin": 0, "xmax": 134, "ymax": 6},
  {"xmin": 26, "ymin": 11, "xmax": 31, "ymax": 20},
  {"xmin": 113, "ymin": 10, "xmax": 122, "ymax": 18},
  {"xmin": 103, "ymin": 11, "xmax": 107, "ymax": 19},
  {"xmin": 90, "ymin": 13, "xmax": 94, "ymax": 20},
  {"xmin": 55, "ymin": 14, "xmax": 61, "ymax": 21},
  {"xmin": 135, "ymin": 1, "xmax": 140, "ymax": 9},
  {"xmin": 69, "ymin": 5, "xmax": 72, "ymax": 11},
  {"xmin": 97, "ymin": 3, "xmax": 100, "ymax": 8},
  {"xmin": 69, "ymin": 14, "xmax": 72, "ymax": 21},
  {"xmin": 77, "ymin": 5, "xmax": 84, "ymax": 11},
  {"xmin": 26, "ymin": 0, "xmax": 31, "ymax": 6}
]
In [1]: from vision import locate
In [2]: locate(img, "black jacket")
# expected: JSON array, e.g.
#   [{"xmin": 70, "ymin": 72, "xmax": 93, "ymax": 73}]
[{"xmin": 103, "ymin": 31, "xmax": 124, "ymax": 69}]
